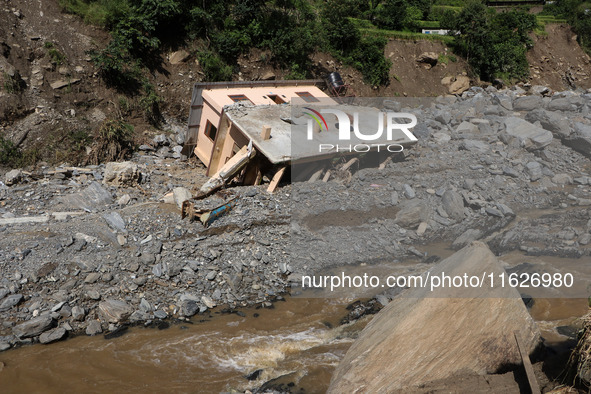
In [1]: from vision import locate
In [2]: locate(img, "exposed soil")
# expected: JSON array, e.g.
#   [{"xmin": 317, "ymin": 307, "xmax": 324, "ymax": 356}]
[{"xmin": 527, "ymin": 24, "xmax": 591, "ymax": 91}]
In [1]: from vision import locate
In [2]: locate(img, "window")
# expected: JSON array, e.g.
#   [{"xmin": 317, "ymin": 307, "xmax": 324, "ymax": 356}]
[
  {"xmin": 204, "ymin": 121, "xmax": 217, "ymax": 141},
  {"xmin": 296, "ymin": 91, "xmax": 319, "ymax": 103},
  {"xmin": 267, "ymin": 94, "xmax": 285, "ymax": 104},
  {"xmin": 228, "ymin": 94, "xmax": 253, "ymax": 104}
]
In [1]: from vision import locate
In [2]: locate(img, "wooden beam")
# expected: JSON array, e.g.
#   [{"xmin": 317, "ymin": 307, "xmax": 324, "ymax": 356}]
[
  {"xmin": 322, "ymin": 170, "xmax": 331, "ymax": 182},
  {"xmin": 514, "ymin": 331, "xmax": 541, "ymax": 394},
  {"xmin": 379, "ymin": 156, "xmax": 392, "ymax": 170},
  {"xmin": 261, "ymin": 125, "xmax": 271, "ymax": 140},
  {"xmin": 267, "ymin": 167, "xmax": 286, "ymax": 193},
  {"xmin": 308, "ymin": 168, "xmax": 324, "ymax": 182},
  {"xmin": 341, "ymin": 157, "xmax": 359, "ymax": 172},
  {"xmin": 198, "ymin": 146, "xmax": 255, "ymax": 197}
]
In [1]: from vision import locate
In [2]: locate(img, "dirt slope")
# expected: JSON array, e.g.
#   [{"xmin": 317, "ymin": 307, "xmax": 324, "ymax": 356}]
[{"xmin": 527, "ymin": 23, "xmax": 591, "ymax": 90}]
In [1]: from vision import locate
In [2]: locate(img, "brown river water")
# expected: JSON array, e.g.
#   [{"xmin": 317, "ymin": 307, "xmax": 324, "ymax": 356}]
[{"xmin": 0, "ymin": 249, "xmax": 589, "ymax": 393}]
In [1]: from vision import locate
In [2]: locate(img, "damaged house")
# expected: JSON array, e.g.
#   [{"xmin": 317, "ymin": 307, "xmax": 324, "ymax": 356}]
[{"xmin": 184, "ymin": 80, "xmax": 419, "ymax": 197}]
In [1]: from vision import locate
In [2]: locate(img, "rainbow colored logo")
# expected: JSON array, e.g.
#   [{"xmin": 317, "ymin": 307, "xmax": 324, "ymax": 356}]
[{"xmin": 303, "ymin": 107, "xmax": 328, "ymax": 132}]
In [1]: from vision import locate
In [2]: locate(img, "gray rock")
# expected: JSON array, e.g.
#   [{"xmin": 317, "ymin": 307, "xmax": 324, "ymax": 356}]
[
  {"xmin": 513, "ymin": 96, "xmax": 543, "ymax": 111},
  {"xmin": 72, "ymin": 306, "xmax": 86, "ymax": 321},
  {"xmin": 403, "ymin": 184, "xmax": 415, "ymax": 199},
  {"xmin": 548, "ymin": 97, "xmax": 582, "ymax": 112},
  {"xmin": 579, "ymin": 233, "xmax": 591, "ymax": 246},
  {"xmin": 86, "ymin": 320, "xmax": 102, "ymax": 336},
  {"xmin": 0, "ymin": 294, "xmax": 22, "ymax": 311},
  {"xmin": 492, "ymin": 94, "xmax": 513, "ymax": 110},
  {"xmin": 0, "ymin": 288, "xmax": 9, "ymax": 300},
  {"xmin": 39, "ymin": 327, "xmax": 67, "ymax": 344},
  {"xmin": 84, "ymin": 272, "xmax": 101, "ymax": 284},
  {"xmin": 524, "ymin": 109, "xmax": 571, "ymax": 138},
  {"xmin": 5, "ymin": 169, "xmax": 22, "ymax": 186},
  {"xmin": 59, "ymin": 181, "xmax": 112, "ymax": 212},
  {"xmin": 201, "ymin": 295, "xmax": 216, "ymax": 309},
  {"xmin": 502, "ymin": 166, "xmax": 519, "ymax": 178},
  {"xmin": 153, "ymin": 134, "xmax": 169, "ymax": 146},
  {"xmin": 552, "ymin": 173, "xmax": 573, "ymax": 185},
  {"xmin": 434, "ymin": 111, "xmax": 451, "ymax": 125},
  {"xmin": 504, "ymin": 117, "xmax": 553, "ymax": 151},
  {"xmin": 441, "ymin": 190, "xmax": 465, "ymax": 221},
  {"xmin": 525, "ymin": 162, "xmax": 543, "ymax": 181},
  {"xmin": 496, "ymin": 203, "xmax": 515, "ymax": 217},
  {"xmin": 139, "ymin": 298, "xmax": 152, "ymax": 313},
  {"xmin": 562, "ymin": 122, "xmax": 591, "ymax": 158},
  {"xmin": 456, "ymin": 121, "xmax": 479, "ymax": 134},
  {"xmin": 0, "ymin": 342, "xmax": 10, "ymax": 352},
  {"xmin": 86, "ymin": 290, "xmax": 101, "ymax": 300},
  {"xmin": 452, "ymin": 228, "xmax": 482, "ymax": 249},
  {"xmin": 530, "ymin": 85, "xmax": 551, "ymax": 96},
  {"xmin": 154, "ymin": 310, "xmax": 168, "ymax": 319},
  {"xmin": 485, "ymin": 207, "xmax": 503, "ymax": 217},
  {"xmin": 180, "ymin": 300, "xmax": 199, "ymax": 317},
  {"xmin": 152, "ymin": 263, "xmax": 163, "ymax": 277},
  {"xmin": 13, "ymin": 315, "xmax": 54, "ymax": 338},
  {"xmin": 432, "ymin": 132, "xmax": 451, "ymax": 143},
  {"xmin": 461, "ymin": 140, "xmax": 489, "ymax": 153},
  {"xmin": 103, "ymin": 161, "xmax": 139, "ymax": 186},
  {"xmin": 99, "ymin": 299, "xmax": 133, "ymax": 323},
  {"xmin": 103, "ymin": 212, "xmax": 126, "ymax": 232},
  {"xmin": 395, "ymin": 200, "xmax": 430, "ymax": 229}
]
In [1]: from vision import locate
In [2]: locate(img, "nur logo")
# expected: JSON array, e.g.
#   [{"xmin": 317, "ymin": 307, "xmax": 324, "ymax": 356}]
[{"xmin": 302, "ymin": 107, "xmax": 418, "ymax": 153}]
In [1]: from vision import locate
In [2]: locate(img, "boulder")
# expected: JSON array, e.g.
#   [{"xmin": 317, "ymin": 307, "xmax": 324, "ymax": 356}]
[
  {"xmin": 39, "ymin": 327, "xmax": 67, "ymax": 344},
  {"xmin": 261, "ymin": 71, "xmax": 276, "ymax": 81},
  {"xmin": 5, "ymin": 169, "xmax": 22, "ymax": 186},
  {"xmin": 98, "ymin": 299, "xmax": 133, "ymax": 323},
  {"xmin": 525, "ymin": 108, "xmax": 571, "ymax": 138},
  {"xmin": 448, "ymin": 76, "xmax": 470, "ymax": 95},
  {"xmin": 169, "ymin": 50, "xmax": 190, "ymax": 65},
  {"xmin": 395, "ymin": 200, "xmax": 430, "ymax": 229},
  {"xmin": 455, "ymin": 121, "xmax": 479, "ymax": 134},
  {"xmin": 562, "ymin": 122, "xmax": 591, "ymax": 159},
  {"xmin": 103, "ymin": 161, "xmax": 140, "ymax": 186},
  {"xmin": 513, "ymin": 96, "xmax": 543, "ymax": 111},
  {"xmin": 452, "ymin": 228, "xmax": 482, "ymax": 249},
  {"xmin": 0, "ymin": 293, "xmax": 22, "ymax": 311},
  {"xmin": 173, "ymin": 187, "xmax": 192, "ymax": 209},
  {"xmin": 86, "ymin": 320, "xmax": 102, "ymax": 336},
  {"xmin": 416, "ymin": 52, "xmax": 438, "ymax": 67},
  {"xmin": 13, "ymin": 315, "xmax": 54, "ymax": 338},
  {"xmin": 441, "ymin": 190, "xmax": 465, "ymax": 221},
  {"xmin": 525, "ymin": 161, "xmax": 543, "ymax": 181},
  {"xmin": 59, "ymin": 181, "xmax": 112, "ymax": 211},
  {"xmin": 328, "ymin": 242, "xmax": 541, "ymax": 393},
  {"xmin": 50, "ymin": 78, "xmax": 80, "ymax": 90},
  {"xmin": 503, "ymin": 117, "xmax": 553, "ymax": 150}
]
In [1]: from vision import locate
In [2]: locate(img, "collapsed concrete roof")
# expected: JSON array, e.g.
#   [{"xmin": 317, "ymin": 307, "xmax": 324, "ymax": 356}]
[{"xmin": 223, "ymin": 103, "xmax": 419, "ymax": 165}]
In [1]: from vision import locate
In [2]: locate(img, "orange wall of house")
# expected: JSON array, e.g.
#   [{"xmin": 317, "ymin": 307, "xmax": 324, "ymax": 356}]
[{"xmin": 194, "ymin": 101, "xmax": 221, "ymax": 166}]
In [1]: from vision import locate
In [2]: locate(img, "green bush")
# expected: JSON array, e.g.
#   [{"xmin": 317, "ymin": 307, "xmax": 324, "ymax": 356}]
[
  {"xmin": 86, "ymin": 119, "xmax": 134, "ymax": 164},
  {"xmin": 350, "ymin": 36, "xmax": 392, "ymax": 86},
  {"xmin": 448, "ymin": 2, "xmax": 536, "ymax": 81},
  {"xmin": 2, "ymin": 72, "xmax": 24, "ymax": 94},
  {"xmin": 0, "ymin": 137, "xmax": 21, "ymax": 165},
  {"xmin": 197, "ymin": 51, "xmax": 233, "ymax": 82},
  {"xmin": 139, "ymin": 83, "xmax": 163, "ymax": 126}
]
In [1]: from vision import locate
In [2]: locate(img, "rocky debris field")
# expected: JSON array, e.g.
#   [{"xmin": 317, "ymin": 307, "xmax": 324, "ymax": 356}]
[{"xmin": 1, "ymin": 84, "xmax": 591, "ymax": 352}]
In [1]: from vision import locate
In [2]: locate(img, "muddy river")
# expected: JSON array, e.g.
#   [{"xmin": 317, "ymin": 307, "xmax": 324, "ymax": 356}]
[{"xmin": 0, "ymin": 250, "xmax": 589, "ymax": 393}]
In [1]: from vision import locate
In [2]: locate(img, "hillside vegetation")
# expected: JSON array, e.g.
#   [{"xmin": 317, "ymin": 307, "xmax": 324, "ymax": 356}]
[{"xmin": 57, "ymin": 0, "xmax": 587, "ymax": 92}]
